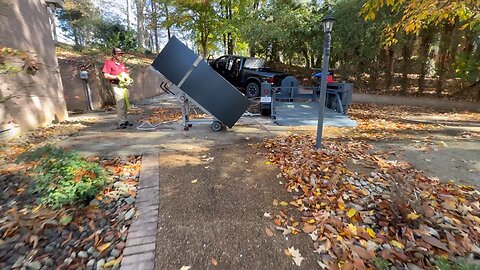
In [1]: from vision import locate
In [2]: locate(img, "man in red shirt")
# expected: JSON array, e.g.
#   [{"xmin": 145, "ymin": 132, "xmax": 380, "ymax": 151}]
[{"xmin": 102, "ymin": 48, "xmax": 133, "ymax": 129}]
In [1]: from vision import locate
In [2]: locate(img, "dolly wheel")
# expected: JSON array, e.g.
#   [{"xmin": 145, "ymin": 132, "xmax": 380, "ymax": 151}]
[{"xmin": 211, "ymin": 121, "xmax": 223, "ymax": 132}]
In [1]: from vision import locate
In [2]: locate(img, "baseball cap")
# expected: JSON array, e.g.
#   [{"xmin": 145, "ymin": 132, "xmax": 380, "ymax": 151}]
[{"xmin": 112, "ymin": 48, "xmax": 124, "ymax": 55}]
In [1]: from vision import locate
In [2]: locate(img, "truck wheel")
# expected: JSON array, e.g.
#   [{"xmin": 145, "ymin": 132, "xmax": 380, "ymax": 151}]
[{"xmin": 246, "ymin": 82, "xmax": 260, "ymax": 98}]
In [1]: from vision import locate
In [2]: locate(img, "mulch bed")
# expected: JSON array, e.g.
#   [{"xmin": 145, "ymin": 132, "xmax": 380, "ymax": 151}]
[{"xmin": 0, "ymin": 155, "xmax": 141, "ymax": 270}]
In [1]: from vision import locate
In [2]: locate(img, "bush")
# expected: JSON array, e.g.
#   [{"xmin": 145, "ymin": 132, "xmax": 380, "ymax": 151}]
[{"xmin": 16, "ymin": 145, "xmax": 108, "ymax": 208}]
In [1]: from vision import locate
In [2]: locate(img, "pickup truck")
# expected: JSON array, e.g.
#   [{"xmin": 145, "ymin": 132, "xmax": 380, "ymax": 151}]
[{"xmin": 210, "ymin": 55, "xmax": 289, "ymax": 98}]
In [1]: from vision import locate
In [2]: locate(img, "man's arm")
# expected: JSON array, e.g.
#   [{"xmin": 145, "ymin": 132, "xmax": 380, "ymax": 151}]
[{"xmin": 103, "ymin": 73, "xmax": 117, "ymax": 80}]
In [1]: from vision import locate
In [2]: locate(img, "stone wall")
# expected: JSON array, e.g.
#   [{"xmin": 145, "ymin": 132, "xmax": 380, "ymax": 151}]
[
  {"xmin": 0, "ymin": 0, "xmax": 68, "ymax": 133},
  {"xmin": 59, "ymin": 58, "xmax": 167, "ymax": 112}
]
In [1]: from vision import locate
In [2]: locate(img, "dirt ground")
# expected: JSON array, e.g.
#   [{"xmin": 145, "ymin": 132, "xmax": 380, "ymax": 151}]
[
  {"xmin": 155, "ymin": 138, "xmax": 320, "ymax": 269},
  {"xmin": 371, "ymin": 127, "xmax": 479, "ymax": 187}
]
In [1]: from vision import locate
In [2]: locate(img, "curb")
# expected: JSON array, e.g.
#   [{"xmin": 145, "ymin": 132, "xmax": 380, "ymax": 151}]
[{"xmin": 120, "ymin": 155, "xmax": 159, "ymax": 270}]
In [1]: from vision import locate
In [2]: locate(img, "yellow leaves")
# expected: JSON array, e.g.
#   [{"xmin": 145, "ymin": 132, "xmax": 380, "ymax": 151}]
[
  {"xmin": 191, "ymin": 179, "xmax": 198, "ymax": 184},
  {"xmin": 305, "ymin": 219, "xmax": 315, "ymax": 224},
  {"xmin": 103, "ymin": 255, "xmax": 122, "ymax": 268},
  {"xmin": 347, "ymin": 224, "xmax": 357, "ymax": 236},
  {"xmin": 338, "ymin": 201, "xmax": 346, "ymax": 211},
  {"xmin": 97, "ymin": 242, "xmax": 111, "ymax": 253},
  {"xmin": 265, "ymin": 161, "xmax": 271, "ymax": 165},
  {"xmin": 390, "ymin": 240, "xmax": 405, "ymax": 249},
  {"xmin": 366, "ymin": 228, "xmax": 376, "ymax": 238},
  {"xmin": 347, "ymin": 208, "xmax": 357, "ymax": 218},
  {"xmin": 407, "ymin": 212, "xmax": 421, "ymax": 220},
  {"xmin": 279, "ymin": 201, "xmax": 289, "ymax": 206}
]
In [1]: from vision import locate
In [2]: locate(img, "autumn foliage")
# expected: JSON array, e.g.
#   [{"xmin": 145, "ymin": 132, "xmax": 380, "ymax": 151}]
[{"xmin": 264, "ymin": 134, "xmax": 479, "ymax": 268}]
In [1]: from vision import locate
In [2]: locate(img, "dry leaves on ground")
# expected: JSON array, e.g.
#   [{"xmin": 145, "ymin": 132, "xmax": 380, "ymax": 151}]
[{"xmin": 264, "ymin": 133, "xmax": 480, "ymax": 269}]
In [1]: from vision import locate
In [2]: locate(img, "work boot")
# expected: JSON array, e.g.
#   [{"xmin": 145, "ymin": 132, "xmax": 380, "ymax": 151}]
[{"xmin": 117, "ymin": 123, "xmax": 127, "ymax": 129}]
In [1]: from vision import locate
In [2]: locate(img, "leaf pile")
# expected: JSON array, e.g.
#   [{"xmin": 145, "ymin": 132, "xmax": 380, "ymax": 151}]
[
  {"xmin": 264, "ymin": 133, "xmax": 480, "ymax": 269},
  {"xmin": 138, "ymin": 107, "xmax": 209, "ymax": 125},
  {"xmin": 138, "ymin": 108, "xmax": 182, "ymax": 124}
]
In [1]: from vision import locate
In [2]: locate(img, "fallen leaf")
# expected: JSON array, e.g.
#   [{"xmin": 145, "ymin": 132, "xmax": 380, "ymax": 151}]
[
  {"xmin": 302, "ymin": 224, "xmax": 316, "ymax": 233},
  {"xmin": 211, "ymin": 257, "xmax": 218, "ymax": 266},
  {"xmin": 191, "ymin": 179, "xmax": 198, "ymax": 184},
  {"xmin": 351, "ymin": 245, "xmax": 373, "ymax": 260},
  {"xmin": 103, "ymin": 255, "xmax": 122, "ymax": 268},
  {"xmin": 88, "ymin": 219, "xmax": 96, "ymax": 231},
  {"xmin": 286, "ymin": 247, "xmax": 304, "ymax": 266},
  {"xmin": 347, "ymin": 208, "xmax": 357, "ymax": 218},
  {"xmin": 366, "ymin": 227, "xmax": 376, "ymax": 238},
  {"xmin": 265, "ymin": 227, "xmax": 274, "ymax": 237},
  {"xmin": 293, "ymin": 256, "xmax": 304, "ymax": 267},
  {"xmin": 309, "ymin": 232, "xmax": 318, "ymax": 241},
  {"xmin": 353, "ymin": 258, "xmax": 366, "ymax": 270},
  {"xmin": 273, "ymin": 199, "xmax": 278, "ymax": 206},
  {"xmin": 180, "ymin": 266, "xmax": 191, "ymax": 270},
  {"xmin": 279, "ymin": 201, "xmax": 289, "ymax": 206},
  {"xmin": 97, "ymin": 242, "xmax": 112, "ymax": 253},
  {"xmin": 421, "ymin": 234, "xmax": 449, "ymax": 252},
  {"xmin": 29, "ymin": 235, "xmax": 39, "ymax": 248},
  {"xmin": 317, "ymin": 260, "xmax": 329, "ymax": 269},
  {"xmin": 407, "ymin": 212, "xmax": 421, "ymax": 220},
  {"xmin": 338, "ymin": 201, "xmax": 346, "ymax": 210},
  {"xmin": 390, "ymin": 240, "xmax": 405, "ymax": 249}
]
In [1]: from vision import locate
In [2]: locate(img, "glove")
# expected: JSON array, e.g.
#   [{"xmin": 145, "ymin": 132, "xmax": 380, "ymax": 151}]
[{"xmin": 117, "ymin": 72, "xmax": 134, "ymax": 88}]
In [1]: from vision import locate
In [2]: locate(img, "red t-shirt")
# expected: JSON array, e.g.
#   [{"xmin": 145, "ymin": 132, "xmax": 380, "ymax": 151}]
[{"xmin": 102, "ymin": 59, "xmax": 127, "ymax": 84}]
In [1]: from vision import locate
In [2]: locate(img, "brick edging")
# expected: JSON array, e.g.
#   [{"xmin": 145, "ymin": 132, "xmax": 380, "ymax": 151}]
[{"xmin": 120, "ymin": 155, "xmax": 159, "ymax": 270}]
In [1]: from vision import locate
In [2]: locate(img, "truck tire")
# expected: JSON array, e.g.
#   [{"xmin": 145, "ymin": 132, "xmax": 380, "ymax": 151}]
[{"xmin": 246, "ymin": 82, "xmax": 260, "ymax": 98}]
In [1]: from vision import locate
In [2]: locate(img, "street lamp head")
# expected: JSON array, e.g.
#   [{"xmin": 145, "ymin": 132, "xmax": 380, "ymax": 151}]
[{"xmin": 322, "ymin": 14, "xmax": 335, "ymax": 33}]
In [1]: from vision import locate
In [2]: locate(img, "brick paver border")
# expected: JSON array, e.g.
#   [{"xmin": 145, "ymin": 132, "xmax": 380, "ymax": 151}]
[{"xmin": 120, "ymin": 155, "xmax": 159, "ymax": 270}]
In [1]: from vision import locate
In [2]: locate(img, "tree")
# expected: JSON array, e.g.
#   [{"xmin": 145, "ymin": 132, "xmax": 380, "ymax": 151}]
[
  {"xmin": 95, "ymin": 21, "xmax": 138, "ymax": 50},
  {"xmin": 136, "ymin": 0, "xmax": 147, "ymax": 49},
  {"xmin": 57, "ymin": 0, "xmax": 102, "ymax": 48},
  {"xmin": 362, "ymin": 0, "xmax": 480, "ymax": 96},
  {"xmin": 169, "ymin": 0, "xmax": 220, "ymax": 57}
]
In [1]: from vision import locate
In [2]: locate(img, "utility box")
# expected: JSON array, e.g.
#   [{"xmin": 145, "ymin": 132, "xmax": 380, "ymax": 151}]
[
  {"xmin": 44, "ymin": 0, "xmax": 64, "ymax": 9},
  {"xmin": 79, "ymin": 71, "xmax": 88, "ymax": 80}
]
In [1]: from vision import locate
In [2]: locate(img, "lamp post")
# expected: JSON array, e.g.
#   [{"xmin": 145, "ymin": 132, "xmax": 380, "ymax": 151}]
[{"xmin": 316, "ymin": 14, "xmax": 335, "ymax": 149}]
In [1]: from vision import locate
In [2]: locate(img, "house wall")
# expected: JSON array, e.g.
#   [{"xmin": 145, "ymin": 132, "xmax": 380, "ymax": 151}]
[{"xmin": 0, "ymin": 0, "xmax": 68, "ymax": 133}]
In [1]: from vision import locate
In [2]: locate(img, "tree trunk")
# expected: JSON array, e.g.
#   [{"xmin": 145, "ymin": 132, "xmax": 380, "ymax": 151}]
[
  {"xmin": 248, "ymin": 0, "xmax": 260, "ymax": 58},
  {"xmin": 385, "ymin": 47, "xmax": 395, "ymax": 92},
  {"xmin": 226, "ymin": 0, "xmax": 234, "ymax": 55},
  {"xmin": 302, "ymin": 49, "xmax": 310, "ymax": 68},
  {"xmin": 418, "ymin": 28, "xmax": 433, "ymax": 94},
  {"xmin": 136, "ymin": 0, "xmax": 146, "ymax": 49},
  {"xmin": 401, "ymin": 37, "xmax": 413, "ymax": 95},
  {"xmin": 126, "ymin": 0, "xmax": 130, "ymax": 31},
  {"xmin": 163, "ymin": 2, "xmax": 171, "ymax": 40},
  {"xmin": 151, "ymin": 0, "xmax": 159, "ymax": 53},
  {"xmin": 436, "ymin": 24, "xmax": 453, "ymax": 97}
]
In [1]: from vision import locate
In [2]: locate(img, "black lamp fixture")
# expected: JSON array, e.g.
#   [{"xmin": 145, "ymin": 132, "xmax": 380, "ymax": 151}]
[{"xmin": 321, "ymin": 14, "xmax": 335, "ymax": 33}]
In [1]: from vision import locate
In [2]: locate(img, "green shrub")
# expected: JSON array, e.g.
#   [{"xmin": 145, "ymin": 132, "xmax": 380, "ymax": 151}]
[{"xmin": 16, "ymin": 145, "xmax": 108, "ymax": 208}]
